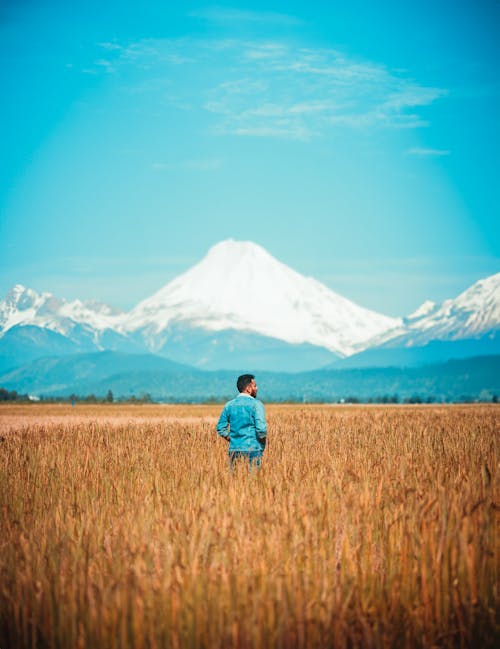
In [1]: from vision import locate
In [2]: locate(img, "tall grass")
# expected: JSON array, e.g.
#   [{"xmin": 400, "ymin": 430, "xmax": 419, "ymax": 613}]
[{"xmin": 0, "ymin": 404, "xmax": 498, "ymax": 648}]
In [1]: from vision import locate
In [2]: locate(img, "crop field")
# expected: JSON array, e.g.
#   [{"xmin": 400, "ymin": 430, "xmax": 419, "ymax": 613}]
[{"xmin": 0, "ymin": 403, "xmax": 498, "ymax": 648}]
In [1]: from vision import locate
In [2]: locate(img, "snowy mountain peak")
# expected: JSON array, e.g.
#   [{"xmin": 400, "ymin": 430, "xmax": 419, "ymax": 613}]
[
  {"xmin": 407, "ymin": 300, "xmax": 437, "ymax": 321},
  {"xmin": 4, "ymin": 284, "xmax": 45, "ymax": 309},
  {"xmin": 365, "ymin": 271, "xmax": 500, "ymax": 350},
  {"xmin": 452, "ymin": 272, "xmax": 500, "ymax": 311},
  {"xmin": 187, "ymin": 238, "xmax": 294, "ymax": 288},
  {"xmin": 1, "ymin": 285, "xmax": 49, "ymax": 330},
  {"xmin": 0, "ymin": 285, "xmax": 125, "ymax": 337},
  {"xmin": 126, "ymin": 239, "xmax": 400, "ymax": 356},
  {"xmin": 7, "ymin": 284, "xmax": 28, "ymax": 299},
  {"xmin": 415, "ymin": 273, "xmax": 500, "ymax": 328},
  {"xmin": 205, "ymin": 238, "xmax": 271, "ymax": 263}
]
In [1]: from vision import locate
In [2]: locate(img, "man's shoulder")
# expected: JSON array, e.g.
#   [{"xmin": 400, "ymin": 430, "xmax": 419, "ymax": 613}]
[
  {"xmin": 245, "ymin": 397, "xmax": 265, "ymax": 411},
  {"xmin": 224, "ymin": 395, "xmax": 244, "ymax": 408},
  {"xmin": 252, "ymin": 398, "xmax": 265, "ymax": 408},
  {"xmin": 225, "ymin": 395, "xmax": 263, "ymax": 408}
]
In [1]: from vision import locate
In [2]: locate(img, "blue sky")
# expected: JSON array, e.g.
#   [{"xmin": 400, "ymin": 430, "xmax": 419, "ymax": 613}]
[{"xmin": 1, "ymin": 0, "xmax": 499, "ymax": 316}]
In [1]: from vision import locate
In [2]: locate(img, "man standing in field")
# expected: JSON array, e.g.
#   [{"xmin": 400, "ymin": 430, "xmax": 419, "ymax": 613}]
[{"xmin": 216, "ymin": 374, "xmax": 267, "ymax": 469}]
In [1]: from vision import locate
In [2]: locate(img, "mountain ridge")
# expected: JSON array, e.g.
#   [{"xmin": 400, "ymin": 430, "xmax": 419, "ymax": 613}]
[
  {"xmin": 1, "ymin": 240, "xmax": 499, "ymax": 372},
  {"xmin": 1, "ymin": 350, "xmax": 497, "ymax": 403}
]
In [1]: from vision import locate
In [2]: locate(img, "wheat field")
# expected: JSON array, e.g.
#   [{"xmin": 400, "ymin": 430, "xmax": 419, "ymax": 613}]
[{"xmin": 0, "ymin": 403, "xmax": 498, "ymax": 648}]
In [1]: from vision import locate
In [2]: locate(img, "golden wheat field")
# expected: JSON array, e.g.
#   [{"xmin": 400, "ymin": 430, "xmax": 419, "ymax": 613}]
[{"xmin": 0, "ymin": 403, "xmax": 498, "ymax": 648}]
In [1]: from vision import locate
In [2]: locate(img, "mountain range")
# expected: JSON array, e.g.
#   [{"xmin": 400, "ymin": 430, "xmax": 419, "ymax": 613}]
[{"xmin": 1, "ymin": 239, "xmax": 499, "ymax": 398}]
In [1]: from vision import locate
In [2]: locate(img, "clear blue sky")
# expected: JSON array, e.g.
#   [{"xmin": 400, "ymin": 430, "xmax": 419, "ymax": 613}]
[{"xmin": 1, "ymin": 0, "xmax": 499, "ymax": 316}]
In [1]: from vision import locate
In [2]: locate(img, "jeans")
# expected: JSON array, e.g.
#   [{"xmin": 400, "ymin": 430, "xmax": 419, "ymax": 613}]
[{"xmin": 229, "ymin": 450, "xmax": 263, "ymax": 471}]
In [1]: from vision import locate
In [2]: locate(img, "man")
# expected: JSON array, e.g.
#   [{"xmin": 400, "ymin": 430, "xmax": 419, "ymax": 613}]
[{"xmin": 216, "ymin": 374, "xmax": 267, "ymax": 469}]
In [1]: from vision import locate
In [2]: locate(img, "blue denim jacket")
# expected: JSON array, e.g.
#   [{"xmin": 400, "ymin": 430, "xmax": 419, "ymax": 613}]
[{"xmin": 216, "ymin": 394, "xmax": 267, "ymax": 452}]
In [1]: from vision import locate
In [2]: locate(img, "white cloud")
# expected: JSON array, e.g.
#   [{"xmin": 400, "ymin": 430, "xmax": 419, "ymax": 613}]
[
  {"xmin": 289, "ymin": 101, "xmax": 337, "ymax": 115},
  {"xmin": 95, "ymin": 37, "xmax": 447, "ymax": 140},
  {"xmin": 93, "ymin": 39, "xmax": 194, "ymax": 74},
  {"xmin": 216, "ymin": 79, "xmax": 269, "ymax": 95},
  {"xmin": 204, "ymin": 41, "xmax": 447, "ymax": 138},
  {"xmin": 383, "ymin": 86, "xmax": 448, "ymax": 110},
  {"xmin": 243, "ymin": 43, "xmax": 289, "ymax": 60},
  {"xmin": 98, "ymin": 42, "xmax": 123, "ymax": 52},
  {"xmin": 93, "ymin": 59, "xmax": 115, "ymax": 72},
  {"xmin": 407, "ymin": 147, "xmax": 451, "ymax": 156},
  {"xmin": 152, "ymin": 158, "xmax": 223, "ymax": 171},
  {"xmin": 189, "ymin": 8, "xmax": 302, "ymax": 26},
  {"xmin": 217, "ymin": 123, "xmax": 315, "ymax": 141}
]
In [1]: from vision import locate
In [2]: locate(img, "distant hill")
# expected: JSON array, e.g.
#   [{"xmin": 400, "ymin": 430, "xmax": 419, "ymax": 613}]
[
  {"xmin": 0, "ymin": 325, "xmax": 82, "ymax": 374},
  {"xmin": 295, "ymin": 355, "xmax": 500, "ymax": 403},
  {"xmin": 328, "ymin": 333, "xmax": 500, "ymax": 369},
  {"xmin": 141, "ymin": 325, "xmax": 338, "ymax": 371},
  {"xmin": 0, "ymin": 351, "xmax": 198, "ymax": 397},
  {"xmin": 1, "ymin": 351, "xmax": 498, "ymax": 402}
]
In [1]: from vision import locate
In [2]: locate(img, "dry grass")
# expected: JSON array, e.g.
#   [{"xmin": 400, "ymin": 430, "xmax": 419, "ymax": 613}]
[{"xmin": 0, "ymin": 403, "xmax": 498, "ymax": 648}]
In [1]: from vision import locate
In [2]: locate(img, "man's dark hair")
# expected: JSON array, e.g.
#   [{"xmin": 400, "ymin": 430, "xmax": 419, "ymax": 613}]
[{"xmin": 237, "ymin": 374, "xmax": 255, "ymax": 393}]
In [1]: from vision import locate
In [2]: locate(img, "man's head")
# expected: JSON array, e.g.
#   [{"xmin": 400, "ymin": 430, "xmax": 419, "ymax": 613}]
[{"xmin": 237, "ymin": 374, "xmax": 258, "ymax": 397}]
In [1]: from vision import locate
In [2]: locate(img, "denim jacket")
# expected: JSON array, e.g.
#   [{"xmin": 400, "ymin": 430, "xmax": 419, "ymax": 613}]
[{"xmin": 216, "ymin": 393, "xmax": 267, "ymax": 452}]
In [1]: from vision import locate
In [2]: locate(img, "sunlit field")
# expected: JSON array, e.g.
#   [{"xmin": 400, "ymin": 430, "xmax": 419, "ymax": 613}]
[{"xmin": 1, "ymin": 403, "xmax": 498, "ymax": 648}]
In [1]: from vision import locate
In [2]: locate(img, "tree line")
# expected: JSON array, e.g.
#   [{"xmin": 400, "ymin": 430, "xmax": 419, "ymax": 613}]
[
  {"xmin": 1, "ymin": 386, "xmax": 498, "ymax": 404},
  {"xmin": 0, "ymin": 388, "xmax": 153, "ymax": 404}
]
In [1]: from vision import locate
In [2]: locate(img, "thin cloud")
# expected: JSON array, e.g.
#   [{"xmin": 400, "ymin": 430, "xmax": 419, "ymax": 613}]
[
  {"xmin": 92, "ymin": 59, "xmax": 115, "ymax": 73},
  {"xmin": 242, "ymin": 43, "xmax": 290, "ymax": 60},
  {"xmin": 92, "ymin": 39, "xmax": 194, "ymax": 74},
  {"xmin": 98, "ymin": 42, "xmax": 123, "ymax": 51},
  {"xmin": 189, "ymin": 8, "xmax": 302, "ymax": 26},
  {"xmin": 152, "ymin": 158, "xmax": 223, "ymax": 171},
  {"xmin": 383, "ymin": 86, "xmax": 448, "ymax": 109},
  {"xmin": 407, "ymin": 147, "xmax": 451, "ymax": 156},
  {"xmin": 94, "ymin": 37, "xmax": 447, "ymax": 140},
  {"xmin": 218, "ymin": 123, "xmax": 315, "ymax": 141},
  {"xmin": 205, "ymin": 42, "xmax": 447, "ymax": 138}
]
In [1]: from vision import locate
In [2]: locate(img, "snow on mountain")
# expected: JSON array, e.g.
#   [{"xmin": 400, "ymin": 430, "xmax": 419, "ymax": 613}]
[
  {"xmin": 0, "ymin": 284, "xmax": 125, "ymax": 342},
  {"xmin": 407, "ymin": 300, "xmax": 437, "ymax": 321},
  {"xmin": 365, "ymin": 272, "xmax": 500, "ymax": 349},
  {"xmin": 409, "ymin": 272, "xmax": 500, "ymax": 338},
  {"xmin": 125, "ymin": 239, "xmax": 400, "ymax": 356},
  {"xmin": 3, "ymin": 245, "xmax": 498, "ymax": 368}
]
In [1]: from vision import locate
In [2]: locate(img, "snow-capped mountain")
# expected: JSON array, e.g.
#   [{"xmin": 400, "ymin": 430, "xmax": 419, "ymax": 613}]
[
  {"xmin": 0, "ymin": 286, "xmax": 140, "ymax": 372},
  {"xmin": 125, "ymin": 239, "xmax": 400, "ymax": 357},
  {"xmin": 367, "ymin": 272, "xmax": 500, "ymax": 349},
  {"xmin": 1, "ymin": 242, "xmax": 499, "ymax": 373},
  {"xmin": 0, "ymin": 285, "xmax": 126, "ymax": 344}
]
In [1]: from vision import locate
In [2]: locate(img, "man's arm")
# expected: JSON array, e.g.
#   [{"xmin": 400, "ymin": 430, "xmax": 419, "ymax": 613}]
[
  {"xmin": 216, "ymin": 405, "xmax": 230, "ymax": 441},
  {"xmin": 254, "ymin": 401, "xmax": 267, "ymax": 443}
]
